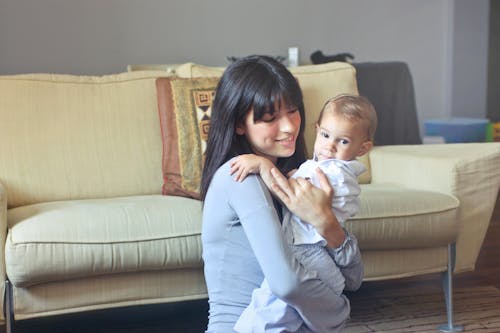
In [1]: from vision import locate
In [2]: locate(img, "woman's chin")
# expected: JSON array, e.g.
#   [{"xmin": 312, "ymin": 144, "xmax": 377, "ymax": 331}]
[{"xmin": 279, "ymin": 148, "xmax": 296, "ymax": 158}]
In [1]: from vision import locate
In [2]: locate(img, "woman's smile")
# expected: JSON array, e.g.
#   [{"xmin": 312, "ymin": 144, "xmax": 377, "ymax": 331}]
[{"xmin": 276, "ymin": 136, "xmax": 296, "ymax": 148}]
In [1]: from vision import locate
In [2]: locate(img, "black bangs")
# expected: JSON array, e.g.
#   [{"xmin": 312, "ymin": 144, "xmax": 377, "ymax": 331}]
[
  {"xmin": 251, "ymin": 76, "xmax": 303, "ymax": 122},
  {"xmin": 251, "ymin": 90, "xmax": 280, "ymax": 120}
]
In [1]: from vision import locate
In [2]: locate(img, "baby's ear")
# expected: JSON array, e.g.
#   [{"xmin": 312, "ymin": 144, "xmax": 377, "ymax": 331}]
[{"xmin": 357, "ymin": 140, "xmax": 373, "ymax": 157}]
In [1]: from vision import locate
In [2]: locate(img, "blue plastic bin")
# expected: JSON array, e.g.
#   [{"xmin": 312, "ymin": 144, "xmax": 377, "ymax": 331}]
[{"xmin": 424, "ymin": 118, "xmax": 488, "ymax": 143}]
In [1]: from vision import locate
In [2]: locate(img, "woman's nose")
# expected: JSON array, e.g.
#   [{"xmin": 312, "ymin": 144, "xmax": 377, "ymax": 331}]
[{"xmin": 279, "ymin": 115, "xmax": 296, "ymax": 132}]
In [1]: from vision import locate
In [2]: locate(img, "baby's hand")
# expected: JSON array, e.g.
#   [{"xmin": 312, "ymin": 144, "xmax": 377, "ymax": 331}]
[
  {"xmin": 230, "ymin": 154, "xmax": 265, "ymax": 182},
  {"xmin": 287, "ymin": 168, "xmax": 298, "ymax": 178}
]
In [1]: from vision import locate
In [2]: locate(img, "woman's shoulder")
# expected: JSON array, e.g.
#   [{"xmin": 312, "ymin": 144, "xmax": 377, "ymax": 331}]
[
  {"xmin": 206, "ymin": 159, "xmax": 272, "ymax": 211},
  {"xmin": 211, "ymin": 159, "xmax": 247, "ymax": 189},
  {"xmin": 211, "ymin": 158, "xmax": 266, "ymax": 192},
  {"xmin": 212, "ymin": 159, "xmax": 233, "ymax": 181}
]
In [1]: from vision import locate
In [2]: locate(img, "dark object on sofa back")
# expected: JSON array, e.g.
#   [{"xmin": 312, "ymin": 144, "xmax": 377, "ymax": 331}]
[{"xmin": 353, "ymin": 62, "xmax": 422, "ymax": 145}]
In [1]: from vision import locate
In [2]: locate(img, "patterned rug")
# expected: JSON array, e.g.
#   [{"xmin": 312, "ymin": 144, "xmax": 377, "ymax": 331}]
[{"xmin": 345, "ymin": 285, "xmax": 500, "ymax": 333}]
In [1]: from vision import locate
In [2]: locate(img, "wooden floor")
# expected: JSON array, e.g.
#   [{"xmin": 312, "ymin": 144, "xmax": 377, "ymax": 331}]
[{"xmin": 3, "ymin": 194, "xmax": 500, "ymax": 333}]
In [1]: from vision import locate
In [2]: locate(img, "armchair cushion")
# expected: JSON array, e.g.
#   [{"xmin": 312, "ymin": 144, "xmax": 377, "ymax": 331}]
[{"xmin": 351, "ymin": 184, "xmax": 459, "ymax": 250}]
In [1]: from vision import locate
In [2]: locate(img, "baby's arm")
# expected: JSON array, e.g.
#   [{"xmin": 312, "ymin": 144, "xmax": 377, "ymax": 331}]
[
  {"xmin": 230, "ymin": 154, "xmax": 275, "ymax": 185},
  {"xmin": 287, "ymin": 169, "xmax": 298, "ymax": 178}
]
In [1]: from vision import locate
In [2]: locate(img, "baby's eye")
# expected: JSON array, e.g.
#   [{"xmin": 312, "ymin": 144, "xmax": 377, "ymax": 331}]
[
  {"xmin": 320, "ymin": 131, "xmax": 330, "ymax": 139},
  {"xmin": 339, "ymin": 139, "xmax": 349, "ymax": 144}
]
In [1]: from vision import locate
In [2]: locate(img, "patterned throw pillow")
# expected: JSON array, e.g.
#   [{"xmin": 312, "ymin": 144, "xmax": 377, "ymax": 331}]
[{"xmin": 156, "ymin": 77, "xmax": 219, "ymax": 199}]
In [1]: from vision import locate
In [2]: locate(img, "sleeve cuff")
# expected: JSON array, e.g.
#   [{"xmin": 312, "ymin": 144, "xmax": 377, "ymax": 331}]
[{"xmin": 327, "ymin": 229, "xmax": 361, "ymax": 267}]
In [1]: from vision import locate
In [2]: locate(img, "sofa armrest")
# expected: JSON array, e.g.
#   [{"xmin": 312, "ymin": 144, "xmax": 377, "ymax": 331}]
[
  {"xmin": 0, "ymin": 182, "xmax": 6, "ymax": 273},
  {"xmin": 0, "ymin": 182, "xmax": 6, "ymax": 320},
  {"xmin": 368, "ymin": 143, "xmax": 500, "ymax": 273}
]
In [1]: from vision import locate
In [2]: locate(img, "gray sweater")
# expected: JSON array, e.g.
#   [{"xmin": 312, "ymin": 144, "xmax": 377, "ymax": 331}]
[{"xmin": 202, "ymin": 160, "xmax": 363, "ymax": 332}]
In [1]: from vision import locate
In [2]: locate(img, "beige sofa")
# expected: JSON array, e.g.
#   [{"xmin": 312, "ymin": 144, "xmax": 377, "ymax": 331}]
[{"xmin": 0, "ymin": 62, "xmax": 499, "ymax": 332}]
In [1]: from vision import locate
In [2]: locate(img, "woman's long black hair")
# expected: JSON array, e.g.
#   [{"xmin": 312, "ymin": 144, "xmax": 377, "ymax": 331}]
[{"xmin": 200, "ymin": 55, "xmax": 307, "ymax": 201}]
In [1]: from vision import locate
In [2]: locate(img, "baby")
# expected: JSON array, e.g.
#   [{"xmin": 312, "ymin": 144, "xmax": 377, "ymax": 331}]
[{"xmin": 231, "ymin": 94, "xmax": 377, "ymax": 333}]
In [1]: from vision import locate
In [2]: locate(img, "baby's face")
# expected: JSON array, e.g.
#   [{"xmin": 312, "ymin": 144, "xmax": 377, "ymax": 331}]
[{"xmin": 314, "ymin": 112, "xmax": 370, "ymax": 161}]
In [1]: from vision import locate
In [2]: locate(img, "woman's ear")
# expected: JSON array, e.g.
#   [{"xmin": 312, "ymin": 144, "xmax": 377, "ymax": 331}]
[
  {"xmin": 235, "ymin": 123, "xmax": 245, "ymax": 135},
  {"xmin": 357, "ymin": 140, "xmax": 373, "ymax": 157}
]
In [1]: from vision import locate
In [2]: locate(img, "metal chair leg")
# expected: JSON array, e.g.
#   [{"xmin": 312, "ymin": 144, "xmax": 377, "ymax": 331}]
[
  {"xmin": 438, "ymin": 243, "xmax": 464, "ymax": 332},
  {"xmin": 4, "ymin": 280, "xmax": 14, "ymax": 333}
]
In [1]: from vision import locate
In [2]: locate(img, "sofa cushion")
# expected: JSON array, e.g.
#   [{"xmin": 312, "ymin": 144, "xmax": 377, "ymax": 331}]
[
  {"xmin": 5, "ymin": 186, "xmax": 459, "ymax": 287},
  {"xmin": 350, "ymin": 184, "xmax": 460, "ymax": 249},
  {"xmin": 175, "ymin": 62, "xmax": 372, "ymax": 184},
  {"xmin": 5, "ymin": 195, "xmax": 202, "ymax": 287},
  {"xmin": 156, "ymin": 77, "xmax": 219, "ymax": 199},
  {"xmin": 0, "ymin": 72, "xmax": 170, "ymax": 208}
]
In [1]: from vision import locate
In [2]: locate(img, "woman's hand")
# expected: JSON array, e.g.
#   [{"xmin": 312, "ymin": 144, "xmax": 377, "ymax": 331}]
[{"xmin": 270, "ymin": 167, "xmax": 346, "ymax": 248}]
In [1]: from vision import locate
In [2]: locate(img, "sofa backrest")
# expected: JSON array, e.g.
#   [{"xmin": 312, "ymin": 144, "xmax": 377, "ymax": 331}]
[
  {"xmin": 1, "ymin": 62, "xmax": 370, "ymax": 208},
  {"xmin": 0, "ymin": 71, "xmax": 168, "ymax": 208}
]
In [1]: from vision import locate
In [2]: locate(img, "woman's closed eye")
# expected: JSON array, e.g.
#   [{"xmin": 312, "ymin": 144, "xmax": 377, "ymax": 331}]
[{"xmin": 260, "ymin": 113, "xmax": 276, "ymax": 123}]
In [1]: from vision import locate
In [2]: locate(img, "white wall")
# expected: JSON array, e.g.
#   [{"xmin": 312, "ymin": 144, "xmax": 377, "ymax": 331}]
[
  {"xmin": 0, "ymin": 0, "xmax": 490, "ymax": 135},
  {"xmin": 451, "ymin": 0, "xmax": 490, "ymax": 118}
]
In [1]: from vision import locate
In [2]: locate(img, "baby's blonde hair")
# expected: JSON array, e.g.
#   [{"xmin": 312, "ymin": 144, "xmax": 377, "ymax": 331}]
[{"xmin": 318, "ymin": 94, "xmax": 378, "ymax": 142}]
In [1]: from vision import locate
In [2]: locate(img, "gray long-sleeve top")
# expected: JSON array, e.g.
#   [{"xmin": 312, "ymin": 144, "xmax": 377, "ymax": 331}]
[{"xmin": 202, "ymin": 161, "xmax": 364, "ymax": 332}]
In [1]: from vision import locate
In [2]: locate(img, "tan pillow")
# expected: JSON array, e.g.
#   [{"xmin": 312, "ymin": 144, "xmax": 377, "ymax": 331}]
[
  {"xmin": 0, "ymin": 71, "xmax": 169, "ymax": 208},
  {"xmin": 176, "ymin": 62, "xmax": 225, "ymax": 78},
  {"xmin": 356, "ymin": 154, "xmax": 371, "ymax": 184},
  {"xmin": 290, "ymin": 64, "xmax": 371, "ymax": 184},
  {"xmin": 176, "ymin": 61, "xmax": 371, "ymax": 184},
  {"xmin": 156, "ymin": 77, "xmax": 220, "ymax": 199},
  {"xmin": 127, "ymin": 64, "xmax": 181, "ymax": 75}
]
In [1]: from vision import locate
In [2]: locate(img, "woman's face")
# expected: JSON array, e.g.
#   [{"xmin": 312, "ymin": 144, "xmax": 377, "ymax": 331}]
[{"xmin": 236, "ymin": 101, "xmax": 301, "ymax": 164}]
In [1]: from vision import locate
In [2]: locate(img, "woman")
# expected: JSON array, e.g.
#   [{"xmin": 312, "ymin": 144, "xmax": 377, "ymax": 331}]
[{"xmin": 201, "ymin": 55, "xmax": 363, "ymax": 332}]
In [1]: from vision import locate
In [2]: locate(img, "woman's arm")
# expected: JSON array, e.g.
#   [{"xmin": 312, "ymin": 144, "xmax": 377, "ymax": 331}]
[
  {"xmin": 270, "ymin": 167, "xmax": 346, "ymax": 247},
  {"xmin": 222, "ymin": 162, "xmax": 353, "ymax": 332},
  {"xmin": 270, "ymin": 166, "xmax": 364, "ymax": 291}
]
